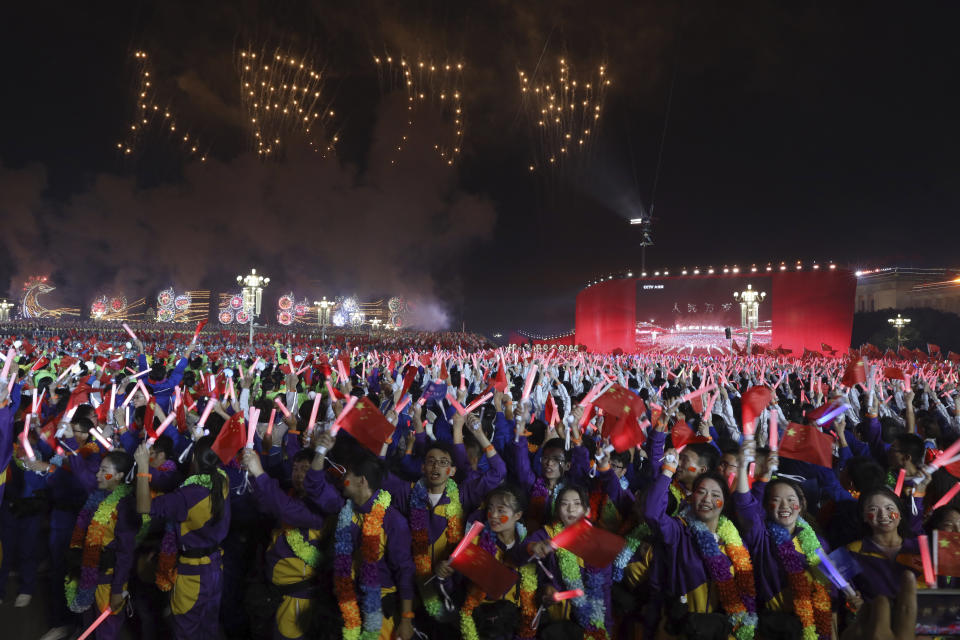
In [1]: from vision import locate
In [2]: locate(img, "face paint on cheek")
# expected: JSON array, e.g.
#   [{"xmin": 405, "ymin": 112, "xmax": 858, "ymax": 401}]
[
  {"xmin": 687, "ymin": 466, "xmax": 699, "ymax": 473},
  {"xmin": 792, "ymin": 504, "xmax": 800, "ymax": 511},
  {"xmin": 866, "ymin": 512, "xmax": 877, "ymax": 522},
  {"xmin": 104, "ymin": 473, "xmax": 113, "ymax": 480},
  {"xmin": 714, "ymin": 499, "xmax": 723, "ymax": 509},
  {"xmin": 342, "ymin": 479, "xmax": 350, "ymax": 487},
  {"xmin": 890, "ymin": 512, "xmax": 900, "ymax": 520},
  {"xmin": 499, "ymin": 515, "xmax": 510, "ymax": 524}
]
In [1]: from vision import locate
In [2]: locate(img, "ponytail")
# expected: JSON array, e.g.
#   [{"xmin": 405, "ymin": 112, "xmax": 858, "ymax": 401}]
[{"xmin": 193, "ymin": 435, "xmax": 226, "ymax": 523}]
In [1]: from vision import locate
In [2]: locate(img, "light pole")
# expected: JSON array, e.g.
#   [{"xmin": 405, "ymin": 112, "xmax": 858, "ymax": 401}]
[
  {"xmin": 0, "ymin": 299, "xmax": 13, "ymax": 322},
  {"xmin": 629, "ymin": 217, "xmax": 654, "ymax": 275},
  {"xmin": 733, "ymin": 284, "xmax": 766, "ymax": 355},
  {"xmin": 315, "ymin": 297, "xmax": 332, "ymax": 341},
  {"xmin": 237, "ymin": 269, "xmax": 269, "ymax": 345},
  {"xmin": 888, "ymin": 313, "xmax": 911, "ymax": 351},
  {"xmin": 370, "ymin": 317, "xmax": 381, "ymax": 337}
]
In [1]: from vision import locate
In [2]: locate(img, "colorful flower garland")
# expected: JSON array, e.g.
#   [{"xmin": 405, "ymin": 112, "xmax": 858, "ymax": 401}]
[
  {"xmin": 612, "ymin": 521, "xmax": 652, "ymax": 582},
  {"xmin": 64, "ymin": 485, "xmax": 133, "ymax": 613},
  {"xmin": 334, "ymin": 490, "xmax": 391, "ymax": 640},
  {"xmin": 410, "ymin": 478, "xmax": 463, "ymax": 618},
  {"xmin": 460, "ymin": 522, "xmax": 537, "ymax": 640},
  {"xmin": 687, "ymin": 516, "xmax": 757, "ymax": 640},
  {"xmin": 547, "ymin": 523, "xmax": 609, "ymax": 639},
  {"xmin": 285, "ymin": 527, "xmax": 322, "ymax": 569},
  {"xmin": 767, "ymin": 518, "xmax": 831, "ymax": 640},
  {"xmin": 154, "ymin": 470, "xmax": 226, "ymax": 592}
]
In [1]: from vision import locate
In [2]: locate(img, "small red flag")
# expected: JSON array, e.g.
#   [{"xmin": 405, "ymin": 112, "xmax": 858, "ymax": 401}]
[
  {"xmin": 400, "ymin": 365, "xmax": 417, "ymax": 399},
  {"xmin": 936, "ymin": 530, "xmax": 960, "ymax": 577},
  {"xmin": 928, "ymin": 343, "xmax": 941, "ymax": 356},
  {"xmin": 142, "ymin": 399, "xmax": 158, "ymax": 439},
  {"xmin": 211, "ymin": 412, "xmax": 247, "ymax": 465},
  {"xmin": 448, "ymin": 543, "xmax": 519, "ymax": 598},
  {"xmin": 609, "ymin": 413, "xmax": 646, "ymax": 452},
  {"xmin": 544, "ymin": 394, "xmax": 559, "ymax": 427},
  {"xmin": 741, "ymin": 386, "xmax": 773, "ymax": 428},
  {"xmin": 883, "ymin": 367, "xmax": 904, "ymax": 380},
  {"xmin": 842, "ymin": 359, "xmax": 867, "ymax": 387},
  {"xmin": 592, "ymin": 384, "xmax": 646, "ymax": 421},
  {"xmin": 550, "ymin": 518, "xmax": 626, "ymax": 567},
  {"xmin": 670, "ymin": 419, "xmax": 711, "ymax": 450},
  {"xmin": 778, "ymin": 422, "xmax": 834, "ymax": 468},
  {"xmin": 492, "ymin": 360, "xmax": 508, "ymax": 393},
  {"xmin": 337, "ymin": 397, "xmax": 396, "ymax": 454}
]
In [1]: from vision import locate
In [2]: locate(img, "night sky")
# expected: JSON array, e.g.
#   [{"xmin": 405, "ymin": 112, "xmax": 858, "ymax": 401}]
[{"xmin": 1, "ymin": 1, "xmax": 958, "ymax": 336}]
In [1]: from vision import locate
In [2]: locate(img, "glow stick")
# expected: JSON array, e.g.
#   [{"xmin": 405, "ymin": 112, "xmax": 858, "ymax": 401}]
[
  {"xmin": 247, "ymin": 357, "xmax": 260, "ymax": 378},
  {"xmin": 246, "ymin": 408, "xmax": 260, "ymax": 448},
  {"xmin": 148, "ymin": 413, "xmax": 177, "ymax": 445},
  {"xmin": 815, "ymin": 402, "xmax": 848, "ymax": 426},
  {"xmin": 464, "ymin": 391, "xmax": 493, "ymax": 414},
  {"xmin": 726, "ymin": 471, "xmax": 736, "ymax": 489},
  {"xmin": 192, "ymin": 319, "xmax": 207, "ymax": 344},
  {"xmin": 894, "ymin": 468, "xmax": 906, "ymax": 496},
  {"xmin": 0, "ymin": 347, "xmax": 15, "ymax": 382},
  {"xmin": 265, "ymin": 408, "xmax": 277, "ymax": 438},
  {"xmin": 929, "ymin": 437, "xmax": 960, "ymax": 470},
  {"xmin": 273, "ymin": 397, "xmax": 292, "ymax": 418},
  {"xmin": 933, "ymin": 530, "xmax": 939, "ymax": 578},
  {"xmin": 768, "ymin": 411, "xmax": 779, "ymax": 450},
  {"xmin": 122, "ymin": 323, "xmax": 138, "ymax": 342},
  {"xmin": 306, "ymin": 392, "xmax": 321, "ymax": 433},
  {"xmin": 21, "ymin": 415, "xmax": 35, "ymax": 461},
  {"xmin": 395, "ymin": 394, "xmax": 412, "ymax": 413},
  {"xmin": 450, "ymin": 521, "xmax": 485, "ymax": 560},
  {"xmin": 918, "ymin": 534, "xmax": 936, "ymax": 587},
  {"xmin": 521, "ymin": 365, "xmax": 538, "ymax": 402},
  {"xmin": 33, "ymin": 387, "xmax": 46, "ymax": 415},
  {"xmin": 553, "ymin": 589, "xmax": 585, "ymax": 602},
  {"xmin": 227, "ymin": 379, "xmax": 236, "ymax": 402},
  {"xmin": 89, "ymin": 428, "xmax": 113, "ymax": 451},
  {"xmin": 196, "ymin": 400, "xmax": 215, "ymax": 430},
  {"xmin": 680, "ymin": 384, "xmax": 717, "ymax": 402},
  {"xmin": 130, "ymin": 369, "xmax": 150, "ymax": 379},
  {"xmin": 446, "ymin": 392, "xmax": 467, "ymax": 415},
  {"xmin": 932, "ymin": 482, "xmax": 960, "ymax": 510},
  {"xmin": 120, "ymin": 385, "xmax": 140, "ymax": 408},
  {"xmin": 579, "ymin": 380, "xmax": 613, "ymax": 407},
  {"xmin": 77, "ymin": 604, "xmax": 116, "ymax": 640},
  {"xmin": 815, "ymin": 548, "xmax": 855, "ymax": 597},
  {"xmin": 336, "ymin": 359, "xmax": 349, "ymax": 383}
]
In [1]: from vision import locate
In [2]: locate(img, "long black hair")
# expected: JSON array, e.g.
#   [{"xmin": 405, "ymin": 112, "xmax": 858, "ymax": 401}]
[
  {"xmin": 857, "ymin": 487, "xmax": 911, "ymax": 539},
  {"xmin": 192, "ymin": 435, "xmax": 226, "ymax": 523}
]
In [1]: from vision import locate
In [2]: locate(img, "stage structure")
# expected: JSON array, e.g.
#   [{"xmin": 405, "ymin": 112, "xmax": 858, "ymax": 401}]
[
  {"xmin": 89, "ymin": 295, "xmax": 146, "ymax": 321},
  {"xmin": 217, "ymin": 291, "xmax": 251, "ymax": 325},
  {"xmin": 156, "ymin": 287, "xmax": 210, "ymax": 323},
  {"xmin": 575, "ymin": 267, "xmax": 856, "ymax": 355},
  {"xmin": 19, "ymin": 276, "xmax": 80, "ymax": 319}
]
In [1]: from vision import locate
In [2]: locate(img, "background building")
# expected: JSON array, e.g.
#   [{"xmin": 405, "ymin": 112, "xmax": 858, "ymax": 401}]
[{"xmin": 854, "ymin": 268, "xmax": 960, "ymax": 313}]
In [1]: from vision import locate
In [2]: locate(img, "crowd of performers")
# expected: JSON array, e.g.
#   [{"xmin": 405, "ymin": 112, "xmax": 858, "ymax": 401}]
[{"xmin": 0, "ymin": 325, "xmax": 959, "ymax": 639}]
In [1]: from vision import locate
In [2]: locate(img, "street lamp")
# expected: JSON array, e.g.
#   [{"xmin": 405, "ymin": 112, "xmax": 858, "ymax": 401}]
[
  {"xmin": 314, "ymin": 297, "xmax": 332, "ymax": 341},
  {"xmin": 888, "ymin": 313, "xmax": 911, "ymax": 351},
  {"xmin": 0, "ymin": 299, "xmax": 13, "ymax": 322},
  {"xmin": 629, "ymin": 218, "xmax": 654, "ymax": 274},
  {"xmin": 733, "ymin": 284, "xmax": 766, "ymax": 354},
  {"xmin": 236, "ymin": 268, "xmax": 269, "ymax": 345}
]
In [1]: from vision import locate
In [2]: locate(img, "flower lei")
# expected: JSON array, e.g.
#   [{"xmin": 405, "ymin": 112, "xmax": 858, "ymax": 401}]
[
  {"xmin": 612, "ymin": 521, "xmax": 652, "ymax": 582},
  {"xmin": 155, "ymin": 470, "xmax": 226, "ymax": 592},
  {"xmin": 766, "ymin": 518, "xmax": 831, "ymax": 640},
  {"xmin": 547, "ymin": 523, "xmax": 609, "ymax": 639},
  {"xmin": 64, "ymin": 485, "xmax": 133, "ymax": 613},
  {"xmin": 410, "ymin": 478, "xmax": 463, "ymax": 618},
  {"xmin": 285, "ymin": 527, "xmax": 322, "ymax": 569},
  {"xmin": 686, "ymin": 516, "xmax": 757, "ymax": 640},
  {"xmin": 460, "ymin": 522, "xmax": 537, "ymax": 640},
  {"xmin": 334, "ymin": 490, "xmax": 391, "ymax": 640}
]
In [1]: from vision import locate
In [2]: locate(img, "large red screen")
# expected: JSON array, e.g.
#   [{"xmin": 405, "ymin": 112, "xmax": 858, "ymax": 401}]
[{"xmin": 575, "ymin": 269, "xmax": 856, "ymax": 355}]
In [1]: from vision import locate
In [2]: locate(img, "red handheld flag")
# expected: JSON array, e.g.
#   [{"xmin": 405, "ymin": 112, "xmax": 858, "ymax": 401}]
[
  {"xmin": 778, "ymin": 422, "xmax": 834, "ymax": 468},
  {"xmin": 550, "ymin": 518, "xmax": 626, "ymax": 567},
  {"xmin": 670, "ymin": 419, "xmax": 711, "ymax": 450},
  {"xmin": 336, "ymin": 397, "xmax": 396, "ymax": 454},
  {"xmin": 592, "ymin": 384, "xmax": 646, "ymax": 421},
  {"xmin": 741, "ymin": 386, "xmax": 773, "ymax": 431},
  {"xmin": 609, "ymin": 414, "xmax": 647, "ymax": 452},
  {"xmin": 448, "ymin": 543, "xmax": 519, "ymax": 599},
  {"xmin": 882, "ymin": 367, "xmax": 904, "ymax": 381},
  {"xmin": 842, "ymin": 359, "xmax": 867, "ymax": 387},
  {"xmin": 935, "ymin": 530, "xmax": 960, "ymax": 577},
  {"xmin": 211, "ymin": 412, "xmax": 247, "ymax": 465}
]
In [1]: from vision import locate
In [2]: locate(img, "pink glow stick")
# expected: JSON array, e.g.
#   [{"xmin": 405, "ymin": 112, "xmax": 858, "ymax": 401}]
[
  {"xmin": 933, "ymin": 482, "xmax": 960, "ymax": 510},
  {"xmin": 329, "ymin": 396, "xmax": 360, "ymax": 436},
  {"xmin": 122, "ymin": 323, "xmax": 138, "ymax": 342},
  {"xmin": 894, "ymin": 468, "xmax": 906, "ymax": 496},
  {"xmin": 227, "ymin": 379, "xmax": 236, "ymax": 402},
  {"xmin": 196, "ymin": 400, "xmax": 216, "ymax": 430},
  {"xmin": 247, "ymin": 357, "xmax": 261, "ymax": 378},
  {"xmin": 336, "ymin": 359, "xmax": 349, "ymax": 382},
  {"xmin": 21, "ymin": 414, "xmax": 35, "ymax": 461},
  {"xmin": 680, "ymin": 384, "xmax": 717, "ymax": 403},
  {"xmin": 246, "ymin": 408, "xmax": 260, "ymax": 448},
  {"xmin": 148, "ymin": 413, "xmax": 177, "ymax": 445},
  {"xmin": 265, "ymin": 408, "xmax": 277, "ymax": 437},
  {"xmin": 77, "ymin": 604, "xmax": 116, "ymax": 640},
  {"xmin": 273, "ymin": 397, "xmax": 292, "ymax": 418},
  {"xmin": 450, "ymin": 521, "xmax": 485, "ymax": 560},
  {"xmin": 120, "ymin": 384, "xmax": 141, "ymax": 408},
  {"xmin": 306, "ymin": 392, "xmax": 321, "ymax": 433},
  {"xmin": 930, "ymin": 438, "xmax": 960, "ymax": 470},
  {"xmin": 89, "ymin": 428, "xmax": 113, "ymax": 451},
  {"xmin": 553, "ymin": 589, "xmax": 585, "ymax": 602},
  {"xmin": 918, "ymin": 534, "xmax": 936, "ymax": 587},
  {"xmin": 768, "ymin": 411, "xmax": 779, "ymax": 450},
  {"xmin": 446, "ymin": 392, "xmax": 467, "ymax": 415},
  {"xmin": 395, "ymin": 394, "xmax": 412, "ymax": 413},
  {"xmin": 33, "ymin": 387, "xmax": 46, "ymax": 414},
  {"xmin": 904, "ymin": 374, "xmax": 912, "ymax": 393},
  {"xmin": 0, "ymin": 347, "xmax": 15, "ymax": 381},
  {"xmin": 129, "ymin": 369, "xmax": 150, "ymax": 380},
  {"xmin": 522, "ymin": 365, "xmax": 538, "ymax": 402},
  {"xmin": 464, "ymin": 392, "xmax": 494, "ymax": 414}
]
